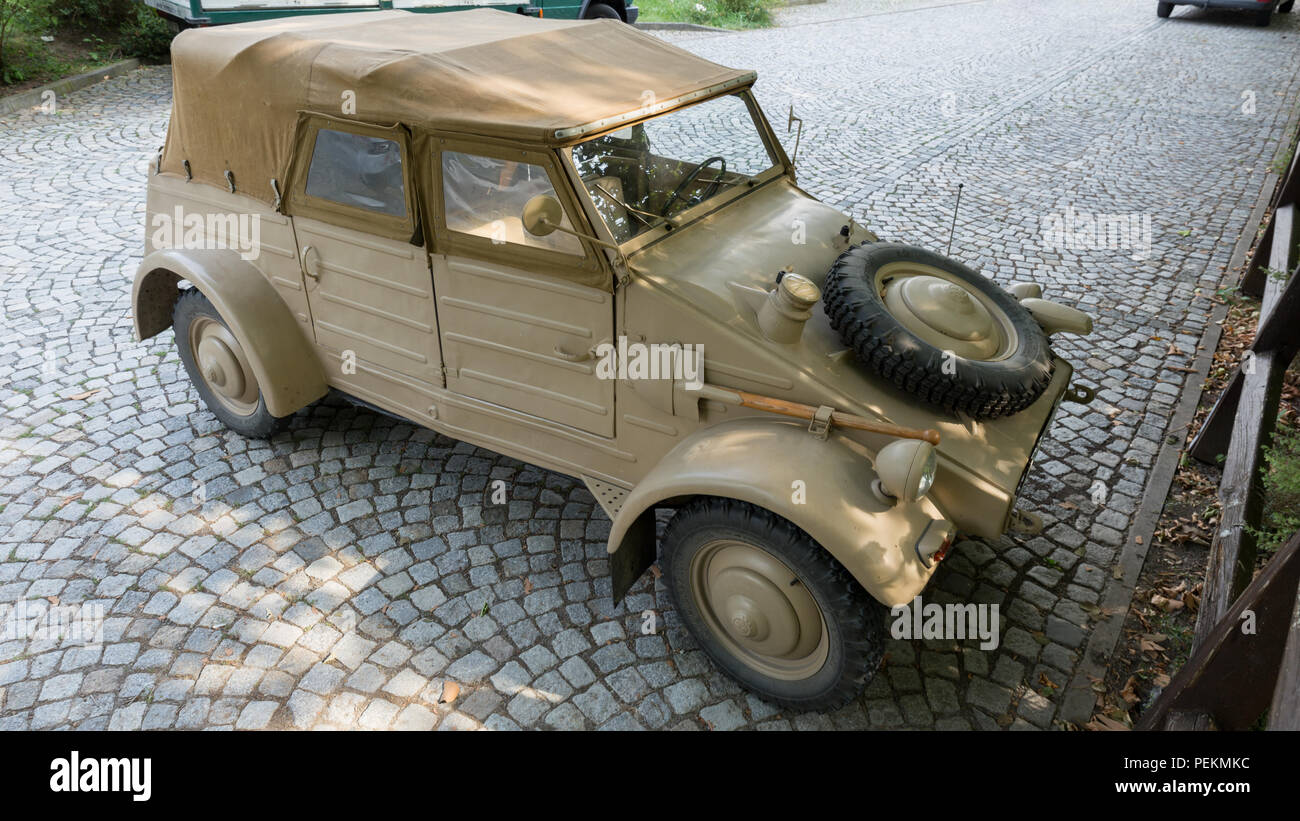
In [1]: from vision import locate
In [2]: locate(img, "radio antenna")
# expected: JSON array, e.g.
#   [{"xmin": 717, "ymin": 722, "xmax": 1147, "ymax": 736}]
[{"xmin": 946, "ymin": 182, "xmax": 963, "ymax": 257}]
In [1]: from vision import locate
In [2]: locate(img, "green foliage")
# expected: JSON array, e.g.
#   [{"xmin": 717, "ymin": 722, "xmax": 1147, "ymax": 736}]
[
  {"xmin": 637, "ymin": 0, "xmax": 777, "ymax": 29},
  {"xmin": 1, "ymin": 0, "xmax": 172, "ymax": 87},
  {"xmin": 118, "ymin": 3, "xmax": 171, "ymax": 62},
  {"xmin": 1, "ymin": 0, "xmax": 40, "ymax": 78},
  {"xmin": 1256, "ymin": 424, "xmax": 1300, "ymax": 552},
  {"xmin": 47, "ymin": 0, "xmax": 132, "ymax": 29}
]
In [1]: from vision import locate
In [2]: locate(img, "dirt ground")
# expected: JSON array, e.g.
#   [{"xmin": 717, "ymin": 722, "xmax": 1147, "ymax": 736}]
[
  {"xmin": 2, "ymin": 29, "xmax": 127, "ymax": 97},
  {"xmin": 1094, "ymin": 280, "xmax": 1300, "ymax": 730}
]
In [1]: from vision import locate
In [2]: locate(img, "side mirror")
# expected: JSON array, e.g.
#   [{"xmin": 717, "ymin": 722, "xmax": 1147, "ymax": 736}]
[{"xmin": 522, "ymin": 194, "xmax": 563, "ymax": 237}]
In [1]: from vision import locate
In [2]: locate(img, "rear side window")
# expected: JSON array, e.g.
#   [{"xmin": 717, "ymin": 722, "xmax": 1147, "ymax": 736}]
[
  {"xmin": 441, "ymin": 151, "xmax": 582, "ymax": 255},
  {"xmin": 305, "ymin": 129, "xmax": 407, "ymax": 217}
]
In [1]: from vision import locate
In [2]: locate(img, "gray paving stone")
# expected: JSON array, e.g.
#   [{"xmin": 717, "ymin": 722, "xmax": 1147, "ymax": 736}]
[{"xmin": 2, "ymin": 0, "xmax": 1294, "ymax": 736}]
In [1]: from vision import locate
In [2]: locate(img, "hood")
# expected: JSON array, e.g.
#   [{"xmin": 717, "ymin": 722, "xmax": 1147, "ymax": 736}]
[{"xmin": 626, "ymin": 178, "xmax": 1069, "ymax": 538}]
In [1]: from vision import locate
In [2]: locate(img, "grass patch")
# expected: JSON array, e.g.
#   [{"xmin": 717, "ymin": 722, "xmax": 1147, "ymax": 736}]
[
  {"xmin": 1256, "ymin": 422, "xmax": 1300, "ymax": 552},
  {"xmin": 636, "ymin": 0, "xmax": 779, "ymax": 29}
]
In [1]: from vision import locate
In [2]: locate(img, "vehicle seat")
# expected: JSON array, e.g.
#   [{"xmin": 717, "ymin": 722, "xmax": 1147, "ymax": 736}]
[{"xmin": 590, "ymin": 176, "xmax": 632, "ymax": 243}]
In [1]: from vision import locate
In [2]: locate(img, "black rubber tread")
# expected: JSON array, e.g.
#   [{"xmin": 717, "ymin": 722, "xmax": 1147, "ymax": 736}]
[
  {"xmin": 1157, "ymin": 2, "xmax": 1172, "ymax": 18},
  {"xmin": 823, "ymin": 242, "xmax": 1055, "ymax": 420},
  {"xmin": 173, "ymin": 288, "xmax": 287, "ymax": 439},
  {"xmin": 583, "ymin": 3, "xmax": 622, "ymax": 19},
  {"xmin": 661, "ymin": 497, "xmax": 886, "ymax": 712}
]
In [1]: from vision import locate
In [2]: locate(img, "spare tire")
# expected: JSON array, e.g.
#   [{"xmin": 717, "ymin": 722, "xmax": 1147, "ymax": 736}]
[{"xmin": 823, "ymin": 242, "xmax": 1054, "ymax": 420}]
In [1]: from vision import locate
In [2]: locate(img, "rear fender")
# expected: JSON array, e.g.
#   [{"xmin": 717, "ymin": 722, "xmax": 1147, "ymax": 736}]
[{"xmin": 133, "ymin": 248, "xmax": 327, "ymax": 418}]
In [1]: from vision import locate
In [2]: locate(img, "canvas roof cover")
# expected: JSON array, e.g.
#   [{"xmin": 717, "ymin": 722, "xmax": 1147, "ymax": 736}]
[{"xmin": 161, "ymin": 8, "xmax": 755, "ymax": 207}]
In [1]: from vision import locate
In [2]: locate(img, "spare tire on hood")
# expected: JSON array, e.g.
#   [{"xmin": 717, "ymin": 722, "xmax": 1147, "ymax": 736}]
[{"xmin": 823, "ymin": 242, "xmax": 1054, "ymax": 420}]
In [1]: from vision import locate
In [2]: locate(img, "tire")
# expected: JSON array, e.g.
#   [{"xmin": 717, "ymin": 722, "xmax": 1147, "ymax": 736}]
[
  {"xmin": 824, "ymin": 242, "xmax": 1055, "ymax": 420},
  {"xmin": 662, "ymin": 498, "xmax": 886, "ymax": 712},
  {"xmin": 1156, "ymin": 2, "xmax": 1172, "ymax": 18},
  {"xmin": 173, "ymin": 288, "xmax": 288, "ymax": 438},
  {"xmin": 1256, "ymin": 8, "xmax": 1272, "ymax": 25},
  {"xmin": 583, "ymin": 3, "xmax": 622, "ymax": 19},
  {"xmin": 1282, "ymin": 0, "xmax": 1294, "ymax": 13}
]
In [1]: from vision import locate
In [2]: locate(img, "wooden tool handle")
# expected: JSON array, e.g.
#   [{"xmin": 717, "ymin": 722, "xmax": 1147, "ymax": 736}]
[{"xmin": 732, "ymin": 390, "xmax": 941, "ymax": 445}]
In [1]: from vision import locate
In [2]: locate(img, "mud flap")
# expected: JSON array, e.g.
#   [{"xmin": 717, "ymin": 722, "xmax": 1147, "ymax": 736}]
[{"xmin": 610, "ymin": 509, "xmax": 657, "ymax": 604}]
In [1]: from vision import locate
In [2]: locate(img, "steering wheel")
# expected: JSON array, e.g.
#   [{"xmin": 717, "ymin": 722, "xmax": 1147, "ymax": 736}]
[{"xmin": 662, "ymin": 156, "xmax": 727, "ymax": 217}]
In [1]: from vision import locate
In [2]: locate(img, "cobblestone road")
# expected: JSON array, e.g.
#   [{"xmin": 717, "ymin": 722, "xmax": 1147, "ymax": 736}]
[{"xmin": 2, "ymin": 0, "xmax": 1299, "ymax": 731}]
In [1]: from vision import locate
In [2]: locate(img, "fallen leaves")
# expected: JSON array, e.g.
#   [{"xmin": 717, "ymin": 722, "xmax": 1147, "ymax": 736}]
[
  {"xmin": 1151, "ymin": 581, "xmax": 1200, "ymax": 614},
  {"xmin": 1087, "ymin": 714, "xmax": 1132, "ymax": 731},
  {"xmin": 1150, "ymin": 593, "xmax": 1183, "ymax": 613},
  {"xmin": 440, "ymin": 682, "xmax": 460, "ymax": 704},
  {"xmin": 1139, "ymin": 633, "xmax": 1167, "ymax": 655},
  {"xmin": 1120, "ymin": 676, "xmax": 1141, "ymax": 707}
]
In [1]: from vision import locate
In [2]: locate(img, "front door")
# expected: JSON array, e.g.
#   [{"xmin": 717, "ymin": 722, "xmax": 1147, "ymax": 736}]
[
  {"xmin": 287, "ymin": 116, "xmax": 441, "ymax": 389},
  {"xmin": 431, "ymin": 142, "xmax": 615, "ymax": 437}
]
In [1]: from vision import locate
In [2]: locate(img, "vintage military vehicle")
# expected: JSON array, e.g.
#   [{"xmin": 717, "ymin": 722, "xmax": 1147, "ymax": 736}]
[
  {"xmin": 140, "ymin": 0, "xmax": 637, "ymax": 30},
  {"xmin": 134, "ymin": 9, "xmax": 1095, "ymax": 710}
]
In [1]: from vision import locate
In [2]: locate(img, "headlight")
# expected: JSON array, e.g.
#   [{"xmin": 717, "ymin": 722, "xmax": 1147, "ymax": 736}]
[{"xmin": 875, "ymin": 440, "xmax": 938, "ymax": 503}]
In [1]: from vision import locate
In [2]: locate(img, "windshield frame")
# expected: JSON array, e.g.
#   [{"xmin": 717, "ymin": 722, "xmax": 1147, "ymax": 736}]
[{"xmin": 559, "ymin": 90, "xmax": 791, "ymax": 256}]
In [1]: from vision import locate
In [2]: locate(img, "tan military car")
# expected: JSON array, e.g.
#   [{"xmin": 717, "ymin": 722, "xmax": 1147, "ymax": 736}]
[{"xmin": 134, "ymin": 9, "xmax": 1095, "ymax": 710}]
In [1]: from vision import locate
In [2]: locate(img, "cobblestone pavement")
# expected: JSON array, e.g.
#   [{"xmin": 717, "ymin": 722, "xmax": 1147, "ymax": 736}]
[{"xmin": 2, "ymin": 0, "xmax": 1298, "ymax": 731}]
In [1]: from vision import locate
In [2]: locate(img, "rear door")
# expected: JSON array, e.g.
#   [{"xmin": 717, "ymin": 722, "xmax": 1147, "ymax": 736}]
[
  {"xmin": 285, "ymin": 116, "xmax": 442, "ymax": 390},
  {"xmin": 430, "ymin": 140, "xmax": 616, "ymax": 437}
]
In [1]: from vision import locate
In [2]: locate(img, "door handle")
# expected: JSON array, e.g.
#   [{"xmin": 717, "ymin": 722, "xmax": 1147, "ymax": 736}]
[
  {"xmin": 553, "ymin": 344, "xmax": 594, "ymax": 363},
  {"xmin": 301, "ymin": 245, "xmax": 320, "ymax": 280}
]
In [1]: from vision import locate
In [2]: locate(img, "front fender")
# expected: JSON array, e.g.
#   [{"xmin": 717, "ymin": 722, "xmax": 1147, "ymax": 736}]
[
  {"xmin": 133, "ymin": 248, "xmax": 327, "ymax": 418},
  {"xmin": 607, "ymin": 418, "xmax": 954, "ymax": 607}
]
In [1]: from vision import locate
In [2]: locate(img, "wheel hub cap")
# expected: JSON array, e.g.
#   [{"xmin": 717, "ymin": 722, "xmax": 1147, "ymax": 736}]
[
  {"xmin": 197, "ymin": 336, "xmax": 247, "ymax": 400},
  {"xmin": 691, "ymin": 540, "xmax": 829, "ymax": 680},
  {"xmin": 188, "ymin": 317, "xmax": 259, "ymax": 417},
  {"xmin": 881, "ymin": 271, "xmax": 1009, "ymax": 360}
]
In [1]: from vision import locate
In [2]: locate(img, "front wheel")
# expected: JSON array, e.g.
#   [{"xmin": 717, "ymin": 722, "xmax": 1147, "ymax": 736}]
[
  {"xmin": 662, "ymin": 498, "xmax": 886, "ymax": 711},
  {"xmin": 1156, "ymin": 2, "xmax": 1172, "ymax": 18}
]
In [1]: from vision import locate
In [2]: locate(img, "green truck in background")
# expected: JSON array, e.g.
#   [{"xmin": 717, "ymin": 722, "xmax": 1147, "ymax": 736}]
[{"xmin": 141, "ymin": 0, "xmax": 637, "ymax": 28}]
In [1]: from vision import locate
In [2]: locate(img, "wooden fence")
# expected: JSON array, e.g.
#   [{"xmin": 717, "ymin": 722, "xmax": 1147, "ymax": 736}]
[{"xmin": 1138, "ymin": 141, "xmax": 1300, "ymax": 731}]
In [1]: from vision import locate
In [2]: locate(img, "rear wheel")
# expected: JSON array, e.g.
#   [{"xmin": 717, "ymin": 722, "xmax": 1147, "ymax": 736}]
[
  {"xmin": 1282, "ymin": 1, "xmax": 1294, "ymax": 13},
  {"xmin": 1156, "ymin": 2, "xmax": 1172, "ymax": 18},
  {"xmin": 662, "ymin": 498, "xmax": 886, "ymax": 711},
  {"xmin": 583, "ymin": 3, "xmax": 622, "ymax": 19},
  {"xmin": 173, "ymin": 289, "xmax": 287, "ymax": 438}
]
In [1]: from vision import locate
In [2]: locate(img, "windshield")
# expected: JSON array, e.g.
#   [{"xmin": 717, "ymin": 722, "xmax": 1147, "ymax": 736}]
[{"xmin": 569, "ymin": 93, "xmax": 778, "ymax": 244}]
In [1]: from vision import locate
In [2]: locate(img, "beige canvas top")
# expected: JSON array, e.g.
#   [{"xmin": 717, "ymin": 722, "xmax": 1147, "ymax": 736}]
[{"xmin": 161, "ymin": 8, "xmax": 755, "ymax": 207}]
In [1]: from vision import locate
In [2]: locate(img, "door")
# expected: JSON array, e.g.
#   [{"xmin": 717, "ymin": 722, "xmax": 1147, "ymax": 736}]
[
  {"xmin": 286, "ymin": 116, "xmax": 441, "ymax": 388},
  {"xmin": 431, "ymin": 142, "xmax": 616, "ymax": 437}
]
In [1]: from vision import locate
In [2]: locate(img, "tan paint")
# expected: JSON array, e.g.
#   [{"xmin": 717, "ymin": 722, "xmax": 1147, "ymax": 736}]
[
  {"xmin": 133, "ymin": 248, "xmax": 328, "ymax": 418},
  {"xmin": 137, "ymin": 22, "xmax": 1091, "ymax": 625},
  {"xmin": 608, "ymin": 418, "xmax": 953, "ymax": 607},
  {"xmin": 618, "ymin": 178, "xmax": 1075, "ymax": 539}
]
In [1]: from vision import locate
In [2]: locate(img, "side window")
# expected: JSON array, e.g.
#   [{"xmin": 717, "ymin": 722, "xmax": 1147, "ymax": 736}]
[
  {"xmin": 305, "ymin": 129, "xmax": 407, "ymax": 218},
  {"xmin": 441, "ymin": 151, "xmax": 582, "ymax": 255}
]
